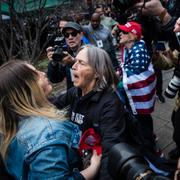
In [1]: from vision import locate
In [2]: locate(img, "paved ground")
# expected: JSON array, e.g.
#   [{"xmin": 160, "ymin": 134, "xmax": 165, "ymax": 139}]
[{"xmin": 152, "ymin": 69, "xmax": 176, "ymax": 157}]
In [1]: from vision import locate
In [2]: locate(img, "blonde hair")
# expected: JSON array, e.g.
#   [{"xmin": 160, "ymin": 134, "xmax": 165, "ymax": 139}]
[{"xmin": 0, "ymin": 60, "xmax": 66, "ymax": 158}]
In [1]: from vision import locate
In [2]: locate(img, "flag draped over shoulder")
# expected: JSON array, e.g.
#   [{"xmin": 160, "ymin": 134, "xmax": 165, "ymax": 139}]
[{"xmin": 122, "ymin": 40, "xmax": 156, "ymax": 115}]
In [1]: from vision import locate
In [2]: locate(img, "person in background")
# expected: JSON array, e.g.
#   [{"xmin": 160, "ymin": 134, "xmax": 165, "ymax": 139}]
[
  {"xmin": 82, "ymin": 13, "xmax": 119, "ymax": 70},
  {"xmin": 117, "ymin": 21, "xmax": 157, "ymax": 153},
  {"xmin": 47, "ymin": 22, "xmax": 85, "ymax": 90},
  {"xmin": 53, "ymin": 45, "xmax": 127, "ymax": 180},
  {"xmin": 0, "ymin": 60, "xmax": 101, "ymax": 180},
  {"xmin": 59, "ymin": 18, "xmax": 68, "ymax": 32},
  {"xmin": 133, "ymin": 0, "xmax": 180, "ymax": 103},
  {"xmin": 133, "ymin": 0, "xmax": 180, "ymax": 51},
  {"xmin": 95, "ymin": 5, "xmax": 119, "ymax": 48},
  {"xmin": 164, "ymin": 17, "xmax": 180, "ymax": 159},
  {"xmin": 94, "ymin": 5, "xmax": 117, "ymax": 31},
  {"xmin": 134, "ymin": 0, "xmax": 175, "ymax": 26}
]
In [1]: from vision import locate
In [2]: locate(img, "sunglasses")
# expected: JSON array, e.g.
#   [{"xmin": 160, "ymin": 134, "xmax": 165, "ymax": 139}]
[{"xmin": 64, "ymin": 31, "xmax": 79, "ymax": 38}]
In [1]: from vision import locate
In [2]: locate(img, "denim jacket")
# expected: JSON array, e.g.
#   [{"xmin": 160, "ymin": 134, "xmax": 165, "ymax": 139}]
[{"xmin": 5, "ymin": 116, "xmax": 85, "ymax": 180}]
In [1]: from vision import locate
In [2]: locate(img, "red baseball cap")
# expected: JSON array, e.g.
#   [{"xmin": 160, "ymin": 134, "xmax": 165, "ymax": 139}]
[
  {"xmin": 117, "ymin": 21, "xmax": 142, "ymax": 39},
  {"xmin": 78, "ymin": 128, "xmax": 102, "ymax": 156}
]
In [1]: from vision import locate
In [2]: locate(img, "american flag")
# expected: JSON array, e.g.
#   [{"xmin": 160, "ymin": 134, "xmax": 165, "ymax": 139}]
[{"xmin": 121, "ymin": 40, "xmax": 156, "ymax": 115}]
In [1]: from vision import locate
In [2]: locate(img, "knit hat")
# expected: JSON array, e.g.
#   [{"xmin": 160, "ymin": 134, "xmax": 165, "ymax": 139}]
[{"xmin": 118, "ymin": 21, "xmax": 142, "ymax": 39}]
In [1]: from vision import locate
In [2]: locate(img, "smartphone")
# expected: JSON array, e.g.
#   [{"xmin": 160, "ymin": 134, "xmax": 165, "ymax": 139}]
[
  {"xmin": 176, "ymin": 32, "xmax": 180, "ymax": 45},
  {"xmin": 155, "ymin": 41, "xmax": 167, "ymax": 51}
]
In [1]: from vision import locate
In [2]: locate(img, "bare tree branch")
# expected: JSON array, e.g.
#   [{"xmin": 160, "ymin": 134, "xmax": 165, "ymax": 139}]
[{"xmin": 0, "ymin": 0, "xmax": 91, "ymax": 64}]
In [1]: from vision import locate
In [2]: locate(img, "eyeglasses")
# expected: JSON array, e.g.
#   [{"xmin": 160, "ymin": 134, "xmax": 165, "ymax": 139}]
[
  {"xmin": 121, "ymin": 31, "xmax": 129, "ymax": 35},
  {"xmin": 64, "ymin": 31, "xmax": 79, "ymax": 38}
]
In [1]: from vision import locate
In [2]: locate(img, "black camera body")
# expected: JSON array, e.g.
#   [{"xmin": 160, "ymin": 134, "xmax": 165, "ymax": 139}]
[{"xmin": 52, "ymin": 36, "xmax": 68, "ymax": 62}]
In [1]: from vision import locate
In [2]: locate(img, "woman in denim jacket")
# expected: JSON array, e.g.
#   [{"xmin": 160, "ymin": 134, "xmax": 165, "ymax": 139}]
[{"xmin": 0, "ymin": 60, "xmax": 101, "ymax": 180}]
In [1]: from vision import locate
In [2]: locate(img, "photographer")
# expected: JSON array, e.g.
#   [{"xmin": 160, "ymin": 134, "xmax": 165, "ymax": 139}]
[
  {"xmin": 47, "ymin": 22, "xmax": 85, "ymax": 89},
  {"xmin": 164, "ymin": 17, "xmax": 180, "ymax": 159}
]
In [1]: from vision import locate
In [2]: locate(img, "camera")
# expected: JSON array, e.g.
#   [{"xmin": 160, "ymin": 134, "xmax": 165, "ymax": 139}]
[
  {"xmin": 52, "ymin": 36, "xmax": 68, "ymax": 62},
  {"xmin": 108, "ymin": 143, "xmax": 170, "ymax": 180},
  {"xmin": 164, "ymin": 67, "xmax": 180, "ymax": 99}
]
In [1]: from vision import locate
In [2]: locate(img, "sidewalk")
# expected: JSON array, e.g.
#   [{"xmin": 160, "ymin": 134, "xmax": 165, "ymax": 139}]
[{"xmin": 152, "ymin": 69, "xmax": 176, "ymax": 157}]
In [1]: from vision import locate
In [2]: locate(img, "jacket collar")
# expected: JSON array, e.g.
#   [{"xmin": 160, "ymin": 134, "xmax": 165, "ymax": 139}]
[{"xmin": 76, "ymin": 88, "xmax": 107, "ymax": 102}]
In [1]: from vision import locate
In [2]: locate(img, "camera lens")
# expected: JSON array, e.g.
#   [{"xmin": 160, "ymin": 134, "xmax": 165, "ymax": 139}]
[{"xmin": 108, "ymin": 143, "xmax": 151, "ymax": 180}]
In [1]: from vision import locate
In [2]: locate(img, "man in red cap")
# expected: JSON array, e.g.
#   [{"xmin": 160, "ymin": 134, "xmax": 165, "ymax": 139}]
[
  {"xmin": 118, "ymin": 21, "xmax": 142, "ymax": 45},
  {"xmin": 117, "ymin": 21, "xmax": 157, "ymax": 153}
]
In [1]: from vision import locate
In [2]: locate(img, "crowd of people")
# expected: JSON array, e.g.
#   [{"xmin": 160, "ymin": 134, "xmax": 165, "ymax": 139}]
[{"xmin": 0, "ymin": 0, "xmax": 180, "ymax": 179}]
